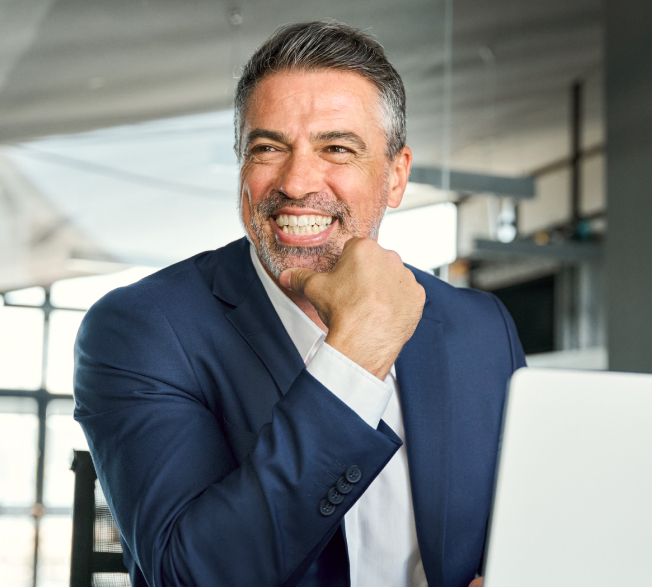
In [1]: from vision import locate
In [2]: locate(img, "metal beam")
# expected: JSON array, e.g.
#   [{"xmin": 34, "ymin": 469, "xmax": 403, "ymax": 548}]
[
  {"xmin": 410, "ymin": 166, "xmax": 536, "ymax": 199},
  {"xmin": 473, "ymin": 239, "xmax": 604, "ymax": 263}
]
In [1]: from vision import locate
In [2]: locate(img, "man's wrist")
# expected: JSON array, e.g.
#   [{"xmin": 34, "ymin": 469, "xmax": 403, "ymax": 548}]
[
  {"xmin": 307, "ymin": 342, "xmax": 393, "ymax": 429},
  {"xmin": 324, "ymin": 330, "xmax": 396, "ymax": 380}
]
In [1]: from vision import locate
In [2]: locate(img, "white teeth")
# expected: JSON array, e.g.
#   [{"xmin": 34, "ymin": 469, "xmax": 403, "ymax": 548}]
[{"xmin": 274, "ymin": 213, "xmax": 334, "ymax": 233}]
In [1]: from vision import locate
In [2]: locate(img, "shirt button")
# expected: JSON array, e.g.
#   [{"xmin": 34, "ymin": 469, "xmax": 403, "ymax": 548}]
[
  {"xmin": 319, "ymin": 498, "xmax": 337, "ymax": 516},
  {"xmin": 336, "ymin": 476, "xmax": 353, "ymax": 494},
  {"xmin": 327, "ymin": 487, "xmax": 345, "ymax": 505},
  {"xmin": 345, "ymin": 465, "xmax": 362, "ymax": 484}
]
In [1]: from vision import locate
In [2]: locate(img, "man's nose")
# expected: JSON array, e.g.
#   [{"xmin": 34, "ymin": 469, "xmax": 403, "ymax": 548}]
[{"xmin": 277, "ymin": 151, "xmax": 326, "ymax": 199}]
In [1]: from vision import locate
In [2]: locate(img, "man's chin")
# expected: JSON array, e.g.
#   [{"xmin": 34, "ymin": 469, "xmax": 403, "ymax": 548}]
[{"xmin": 257, "ymin": 243, "xmax": 341, "ymax": 279}]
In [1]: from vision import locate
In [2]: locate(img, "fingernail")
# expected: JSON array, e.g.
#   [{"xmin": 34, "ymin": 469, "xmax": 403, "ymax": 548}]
[{"xmin": 279, "ymin": 269, "xmax": 292, "ymax": 289}]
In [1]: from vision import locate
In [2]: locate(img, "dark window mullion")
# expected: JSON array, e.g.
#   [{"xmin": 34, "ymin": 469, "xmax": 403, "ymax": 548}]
[{"xmin": 32, "ymin": 289, "xmax": 51, "ymax": 587}]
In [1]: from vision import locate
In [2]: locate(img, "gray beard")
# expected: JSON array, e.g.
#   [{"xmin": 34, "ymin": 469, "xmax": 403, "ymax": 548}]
[{"xmin": 242, "ymin": 189, "xmax": 387, "ymax": 278}]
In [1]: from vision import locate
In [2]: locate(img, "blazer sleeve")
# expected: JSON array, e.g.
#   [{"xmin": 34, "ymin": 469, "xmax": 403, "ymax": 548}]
[{"xmin": 73, "ymin": 285, "xmax": 402, "ymax": 587}]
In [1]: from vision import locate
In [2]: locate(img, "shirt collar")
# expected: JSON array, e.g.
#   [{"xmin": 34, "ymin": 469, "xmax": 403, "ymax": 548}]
[{"xmin": 249, "ymin": 243, "xmax": 326, "ymax": 364}]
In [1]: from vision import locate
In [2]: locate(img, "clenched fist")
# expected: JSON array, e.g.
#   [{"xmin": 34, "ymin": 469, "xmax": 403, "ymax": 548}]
[{"xmin": 279, "ymin": 238, "xmax": 425, "ymax": 380}]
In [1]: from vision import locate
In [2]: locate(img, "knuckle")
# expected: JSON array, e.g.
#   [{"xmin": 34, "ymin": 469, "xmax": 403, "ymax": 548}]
[
  {"xmin": 290, "ymin": 269, "xmax": 309, "ymax": 290},
  {"xmin": 301, "ymin": 272, "xmax": 321, "ymax": 295},
  {"xmin": 344, "ymin": 237, "xmax": 364, "ymax": 250},
  {"xmin": 410, "ymin": 280, "xmax": 426, "ymax": 302},
  {"xmin": 359, "ymin": 238, "xmax": 378, "ymax": 253}
]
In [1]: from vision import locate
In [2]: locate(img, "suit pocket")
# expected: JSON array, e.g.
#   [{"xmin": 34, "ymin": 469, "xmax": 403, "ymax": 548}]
[{"xmin": 223, "ymin": 417, "xmax": 259, "ymax": 465}]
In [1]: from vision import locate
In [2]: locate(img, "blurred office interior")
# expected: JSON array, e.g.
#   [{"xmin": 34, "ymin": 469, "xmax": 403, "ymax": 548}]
[{"xmin": 0, "ymin": 0, "xmax": 649, "ymax": 585}]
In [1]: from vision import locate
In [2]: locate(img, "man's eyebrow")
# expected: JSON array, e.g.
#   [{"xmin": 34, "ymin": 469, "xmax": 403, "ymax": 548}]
[
  {"xmin": 245, "ymin": 129, "xmax": 291, "ymax": 150},
  {"xmin": 312, "ymin": 131, "xmax": 368, "ymax": 151}
]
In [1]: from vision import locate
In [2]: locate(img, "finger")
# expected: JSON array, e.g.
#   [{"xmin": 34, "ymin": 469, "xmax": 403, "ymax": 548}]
[
  {"xmin": 279, "ymin": 267, "xmax": 318, "ymax": 293},
  {"xmin": 468, "ymin": 577, "xmax": 484, "ymax": 587}
]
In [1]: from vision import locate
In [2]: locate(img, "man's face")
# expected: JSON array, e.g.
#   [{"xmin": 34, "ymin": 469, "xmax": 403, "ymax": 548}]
[{"xmin": 239, "ymin": 69, "xmax": 410, "ymax": 277}]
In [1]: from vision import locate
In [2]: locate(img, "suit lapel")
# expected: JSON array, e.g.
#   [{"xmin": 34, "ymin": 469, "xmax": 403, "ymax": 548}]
[
  {"xmin": 211, "ymin": 238, "xmax": 305, "ymax": 396},
  {"xmin": 226, "ymin": 282, "xmax": 306, "ymax": 395},
  {"xmin": 396, "ymin": 299, "xmax": 450, "ymax": 587}
]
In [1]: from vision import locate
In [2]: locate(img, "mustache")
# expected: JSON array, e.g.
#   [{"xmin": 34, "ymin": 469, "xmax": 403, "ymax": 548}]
[{"xmin": 254, "ymin": 191, "xmax": 350, "ymax": 221}]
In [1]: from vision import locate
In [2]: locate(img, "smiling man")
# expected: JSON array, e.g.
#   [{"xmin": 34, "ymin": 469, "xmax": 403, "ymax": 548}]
[{"xmin": 75, "ymin": 21, "xmax": 524, "ymax": 587}]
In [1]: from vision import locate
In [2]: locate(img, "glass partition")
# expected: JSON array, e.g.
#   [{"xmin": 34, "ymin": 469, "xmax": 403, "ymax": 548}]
[{"xmin": 0, "ymin": 3, "xmax": 452, "ymax": 585}]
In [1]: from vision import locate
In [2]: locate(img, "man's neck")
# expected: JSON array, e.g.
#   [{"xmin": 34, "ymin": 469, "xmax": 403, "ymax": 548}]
[{"xmin": 259, "ymin": 255, "xmax": 329, "ymax": 334}]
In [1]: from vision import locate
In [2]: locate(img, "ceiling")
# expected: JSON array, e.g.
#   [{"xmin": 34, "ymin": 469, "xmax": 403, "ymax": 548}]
[{"xmin": 0, "ymin": 0, "xmax": 604, "ymax": 172}]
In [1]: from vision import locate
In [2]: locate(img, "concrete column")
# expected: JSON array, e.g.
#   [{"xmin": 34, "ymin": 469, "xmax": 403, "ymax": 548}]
[{"xmin": 605, "ymin": 0, "xmax": 652, "ymax": 372}]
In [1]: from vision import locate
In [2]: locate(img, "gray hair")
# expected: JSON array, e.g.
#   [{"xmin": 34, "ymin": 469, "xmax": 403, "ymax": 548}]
[{"xmin": 234, "ymin": 21, "xmax": 406, "ymax": 161}]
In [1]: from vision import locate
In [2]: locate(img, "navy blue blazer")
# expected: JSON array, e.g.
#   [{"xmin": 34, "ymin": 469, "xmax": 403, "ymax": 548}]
[{"xmin": 74, "ymin": 237, "xmax": 525, "ymax": 587}]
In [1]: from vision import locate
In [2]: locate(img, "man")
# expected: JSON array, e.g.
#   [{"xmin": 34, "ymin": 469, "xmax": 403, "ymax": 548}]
[{"xmin": 74, "ymin": 21, "xmax": 525, "ymax": 587}]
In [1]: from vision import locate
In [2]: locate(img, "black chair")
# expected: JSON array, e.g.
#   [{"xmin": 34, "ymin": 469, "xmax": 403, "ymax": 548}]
[{"xmin": 70, "ymin": 450, "xmax": 131, "ymax": 587}]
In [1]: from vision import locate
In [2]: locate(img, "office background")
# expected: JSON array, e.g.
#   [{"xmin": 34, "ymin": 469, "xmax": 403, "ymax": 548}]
[{"xmin": 0, "ymin": 0, "xmax": 649, "ymax": 585}]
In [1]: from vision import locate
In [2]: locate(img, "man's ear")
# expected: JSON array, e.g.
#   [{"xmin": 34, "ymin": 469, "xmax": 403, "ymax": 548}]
[{"xmin": 387, "ymin": 146, "xmax": 413, "ymax": 209}]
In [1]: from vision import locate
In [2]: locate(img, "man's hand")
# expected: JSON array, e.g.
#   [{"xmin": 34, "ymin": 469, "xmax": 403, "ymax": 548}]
[
  {"xmin": 279, "ymin": 238, "xmax": 425, "ymax": 380},
  {"xmin": 469, "ymin": 577, "xmax": 484, "ymax": 587}
]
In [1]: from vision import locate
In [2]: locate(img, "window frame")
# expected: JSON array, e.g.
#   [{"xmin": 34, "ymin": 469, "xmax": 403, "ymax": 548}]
[{"xmin": 0, "ymin": 288, "xmax": 82, "ymax": 587}]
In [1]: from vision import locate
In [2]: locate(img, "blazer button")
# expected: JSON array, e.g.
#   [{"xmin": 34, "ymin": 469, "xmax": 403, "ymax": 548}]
[
  {"xmin": 345, "ymin": 465, "xmax": 362, "ymax": 484},
  {"xmin": 327, "ymin": 487, "xmax": 345, "ymax": 505},
  {"xmin": 319, "ymin": 499, "xmax": 337, "ymax": 516},
  {"xmin": 336, "ymin": 476, "xmax": 353, "ymax": 494}
]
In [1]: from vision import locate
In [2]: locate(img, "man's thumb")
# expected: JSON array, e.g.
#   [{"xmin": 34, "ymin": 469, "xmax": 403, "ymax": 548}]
[{"xmin": 279, "ymin": 267, "xmax": 317, "ymax": 292}]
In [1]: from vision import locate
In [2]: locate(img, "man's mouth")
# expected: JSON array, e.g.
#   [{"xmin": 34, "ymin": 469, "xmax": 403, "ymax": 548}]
[{"xmin": 274, "ymin": 213, "xmax": 334, "ymax": 235}]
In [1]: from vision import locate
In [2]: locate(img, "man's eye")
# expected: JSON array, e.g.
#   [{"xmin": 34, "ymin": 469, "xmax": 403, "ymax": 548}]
[
  {"xmin": 327, "ymin": 146, "xmax": 350, "ymax": 154},
  {"xmin": 252, "ymin": 145, "xmax": 276, "ymax": 153}
]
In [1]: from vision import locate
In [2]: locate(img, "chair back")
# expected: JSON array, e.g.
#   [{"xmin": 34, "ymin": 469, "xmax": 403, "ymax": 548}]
[{"xmin": 70, "ymin": 450, "xmax": 131, "ymax": 587}]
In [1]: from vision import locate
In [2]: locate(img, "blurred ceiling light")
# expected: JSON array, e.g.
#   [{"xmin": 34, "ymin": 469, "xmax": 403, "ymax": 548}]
[
  {"xmin": 497, "ymin": 223, "xmax": 517, "ymax": 243},
  {"xmin": 229, "ymin": 8, "xmax": 243, "ymax": 26},
  {"xmin": 497, "ymin": 200, "xmax": 517, "ymax": 243}
]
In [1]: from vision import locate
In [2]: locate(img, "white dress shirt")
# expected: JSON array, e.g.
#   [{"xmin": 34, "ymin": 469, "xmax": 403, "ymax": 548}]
[{"xmin": 250, "ymin": 245, "xmax": 428, "ymax": 587}]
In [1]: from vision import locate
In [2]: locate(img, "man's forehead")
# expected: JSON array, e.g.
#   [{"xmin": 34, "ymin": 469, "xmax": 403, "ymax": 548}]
[
  {"xmin": 245, "ymin": 69, "xmax": 381, "ymax": 118},
  {"xmin": 241, "ymin": 70, "xmax": 384, "ymax": 143}
]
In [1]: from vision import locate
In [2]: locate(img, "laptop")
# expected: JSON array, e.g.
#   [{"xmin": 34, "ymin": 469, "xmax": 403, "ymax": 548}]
[{"xmin": 482, "ymin": 367, "xmax": 652, "ymax": 586}]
